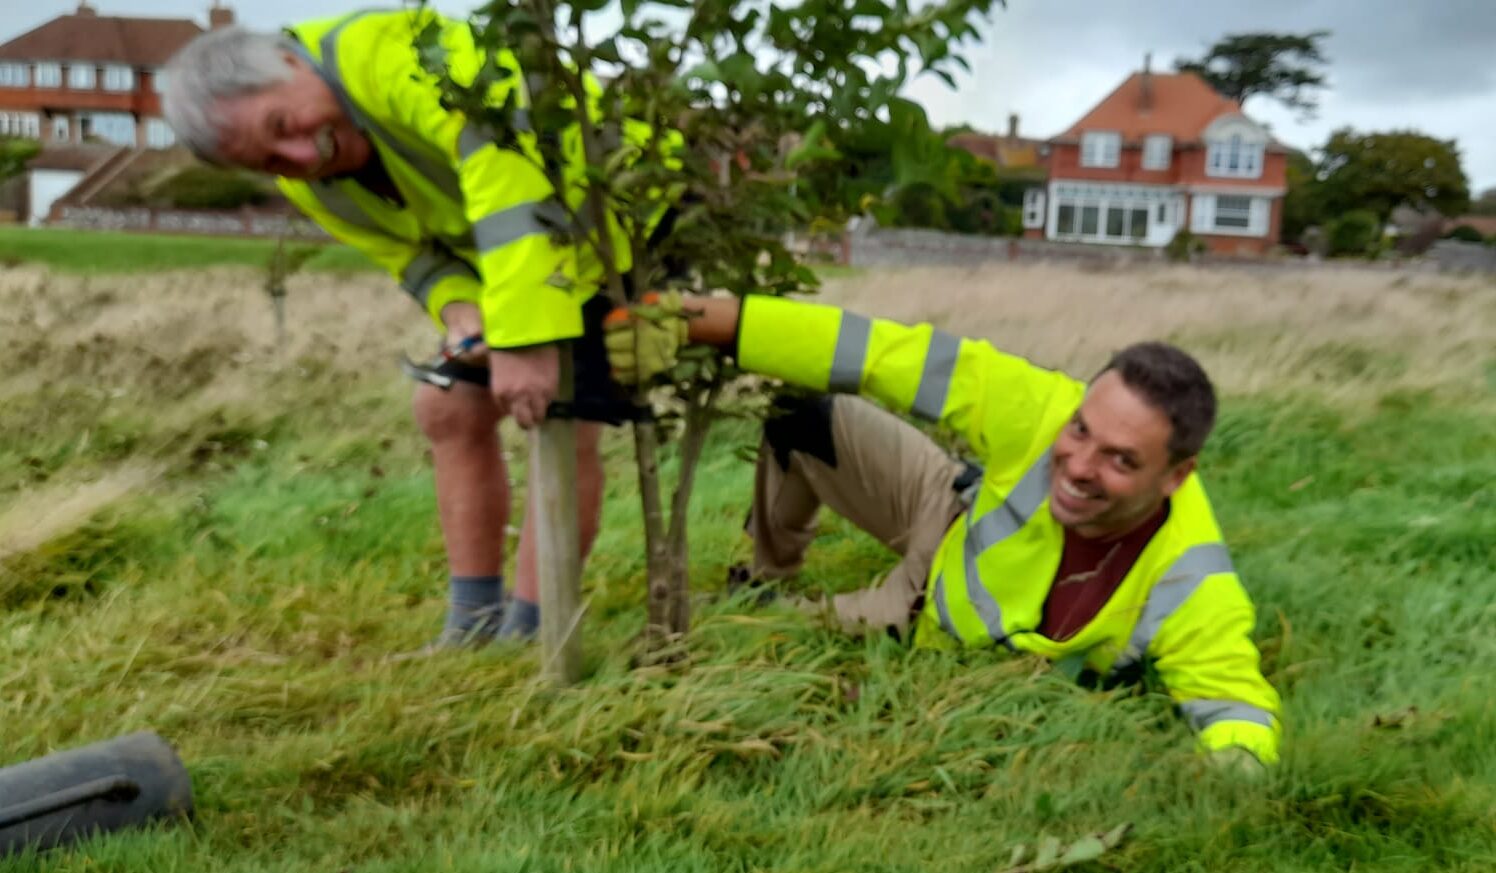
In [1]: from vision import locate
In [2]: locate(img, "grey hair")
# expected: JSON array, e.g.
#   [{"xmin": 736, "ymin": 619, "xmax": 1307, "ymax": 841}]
[{"xmin": 162, "ymin": 27, "xmax": 300, "ymax": 161}]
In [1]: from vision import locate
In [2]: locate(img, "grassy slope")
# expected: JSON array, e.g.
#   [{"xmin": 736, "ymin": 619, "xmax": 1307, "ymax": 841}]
[
  {"xmin": 0, "ymin": 226, "xmax": 375, "ymax": 274},
  {"xmin": 1, "ymin": 252, "xmax": 1494, "ymax": 871}
]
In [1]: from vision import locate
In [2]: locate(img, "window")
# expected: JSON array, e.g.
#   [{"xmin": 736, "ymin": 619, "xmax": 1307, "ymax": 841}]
[
  {"xmin": 1142, "ymin": 135, "xmax": 1172, "ymax": 171},
  {"xmin": 0, "ymin": 63, "xmax": 28, "ymax": 87},
  {"xmin": 82, "ymin": 111, "xmax": 135, "ymax": 146},
  {"xmin": 1207, "ymin": 134, "xmax": 1264, "ymax": 178},
  {"xmin": 1022, "ymin": 188, "xmax": 1046, "ymax": 229},
  {"xmin": 1057, "ymin": 204, "xmax": 1077, "ymax": 235},
  {"xmin": 102, "ymin": 65, "xmax": 134, "ymax": 92},
  {"xmin": 68, "ymin": 63, "xmax": 95, "ymax": 89},
  {"xmin": 1080, "ymin": 132, "xmax": 1121, "ymax": 168},
  {"xmin": 152, "ymin": 69, "xmax": 168, "ymax": 94},
  {"xmin": 34, "ymin": 63, "xmax": 61, "ymax": 88},
  {"xmin": 145, "ymin": 118, "xmax": 175, "ymax": 148},
  {"xmin": 1213, "ymin": 195, "xmax": 1253, "ymax": 229},
  {"xmin": 0, "ymin": 112, "xmax": 41, "ymax": 137}
]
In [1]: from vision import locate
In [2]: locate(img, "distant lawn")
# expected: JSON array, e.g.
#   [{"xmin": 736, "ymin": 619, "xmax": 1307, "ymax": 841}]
[{"xmin": 0, "ymin": 226, "xmax": 376, "ymax": 274}]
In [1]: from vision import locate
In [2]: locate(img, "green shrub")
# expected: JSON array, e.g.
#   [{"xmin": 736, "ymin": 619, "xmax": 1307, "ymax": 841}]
[
  {"xmin": 1165, "ymin": 229, "xmax": 1207, "ymax": 262},
  {"xmin": 1443, "ymin": 224, "xmax": 1486, "ymax": 243},
  {"xmin": 1326, "ymin": 209, "xmax": 1380, "ymax": 257},
  {"xmin": 149, "ymin": 166, "xmax": 272, "ymax": 210}
]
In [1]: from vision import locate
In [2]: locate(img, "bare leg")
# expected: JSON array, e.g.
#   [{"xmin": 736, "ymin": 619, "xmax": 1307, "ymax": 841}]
[{"xmin": 413, "ymin": 381, "xmax": 508, "ymax": 575}]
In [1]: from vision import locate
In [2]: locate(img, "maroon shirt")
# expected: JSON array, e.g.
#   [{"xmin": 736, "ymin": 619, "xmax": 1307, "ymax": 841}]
[{"xmin": 1039, "ymin": 504, "xmax": 1170, "ymax": 641}]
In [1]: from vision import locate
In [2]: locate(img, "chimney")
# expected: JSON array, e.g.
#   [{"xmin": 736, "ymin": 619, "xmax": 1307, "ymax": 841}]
[
  {"xmin": 209, "ymin": 2, "xmax": 235, "ymax": 29},
  {"xmin": 1007, "ymin": 113, "xmax": 1019, "ymax": 139},
  {"xmin": 76, "ymin": 1, "xmax": 98, "ymax": 16},
  {"xmin": 1139, "ymin": 52, "xmax": 1153, "ymax": 111}
]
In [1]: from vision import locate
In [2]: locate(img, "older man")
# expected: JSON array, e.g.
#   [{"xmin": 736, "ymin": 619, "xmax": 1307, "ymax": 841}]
[
  {"xmin": 607, "ymin": 294, "xmax": 1282, "ymax": 767},
  {"xmin": 163, "ymin": 8, "xmax": 637, "ymax": 645}
]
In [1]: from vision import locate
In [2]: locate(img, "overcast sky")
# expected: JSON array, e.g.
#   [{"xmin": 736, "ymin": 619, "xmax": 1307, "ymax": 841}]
[{"xmin": 5, "ymin": 0, "xmax": 1493, "ymax": 193}]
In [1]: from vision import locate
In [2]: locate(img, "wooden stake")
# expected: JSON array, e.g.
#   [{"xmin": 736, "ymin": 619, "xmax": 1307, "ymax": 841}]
[{"xmin": 531, "ymin": 349, "xmax": 582, "ymax": 685}]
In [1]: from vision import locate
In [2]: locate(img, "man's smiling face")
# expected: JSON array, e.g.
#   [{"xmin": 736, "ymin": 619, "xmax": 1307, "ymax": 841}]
[
  {"xmin": 211, "ymin": 56, "xmax": 371, "ymax": 180},
  {"xmin": 1048, "ymin": 370, "xmax": 1195, "ymax": 539}
]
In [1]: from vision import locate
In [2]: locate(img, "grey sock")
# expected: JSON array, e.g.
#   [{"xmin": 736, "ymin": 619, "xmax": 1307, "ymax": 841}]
[
  {"xmin": 441, "ymin": 575, "xmax": 504, "ymax": 645},
  {"xmin": 497, "ymin": 598, "xmax": 540, "ymax": 641}
]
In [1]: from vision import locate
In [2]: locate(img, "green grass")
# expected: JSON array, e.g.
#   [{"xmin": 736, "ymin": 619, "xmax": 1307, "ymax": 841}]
[
  {"xmin": 0, "ymin": 226, "xmax": 375, "ymax": 274},
  {"xmin": 3, "ymin": 389, "xmax": 1494, "ymax": 870},
  {"xmin": 1, "ymin": 257, "xmax": 1494, "ymax": 870}
]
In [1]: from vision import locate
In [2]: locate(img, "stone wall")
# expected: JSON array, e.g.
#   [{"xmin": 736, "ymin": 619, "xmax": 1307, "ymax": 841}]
[{"xmin": 54, "ymin": 206, "xmax": 329, "ymax": 240}]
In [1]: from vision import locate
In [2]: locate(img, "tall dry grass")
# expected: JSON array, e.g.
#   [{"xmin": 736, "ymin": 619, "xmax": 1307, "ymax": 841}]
[{"xmin": 818, "ymin": 263, "xmax": 1496, "ymax": 399}]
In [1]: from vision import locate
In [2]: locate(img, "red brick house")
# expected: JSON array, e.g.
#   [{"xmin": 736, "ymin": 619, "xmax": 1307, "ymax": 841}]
[
  {"xmin": 0, "ymin": 2, "xmax": 234, "ymax": 150},
  {"xmin": 1022, "ymin": 64, "xmax": 1289, "ymax": 255}
]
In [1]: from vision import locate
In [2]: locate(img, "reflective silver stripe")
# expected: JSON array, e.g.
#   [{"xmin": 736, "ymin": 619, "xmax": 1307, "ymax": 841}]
[
  {"xmin": 304, "ymin": 15, "xmax": 465, "ymax": 202},
  {"xmin": 828, "ymin": 312, "xmax": 870, "ymax": 393},
  {"xmin": 911, "ymin": 329, "xmax": 960, "ymax": 421},
  {"xmin": 1179, "ymin": 699, "xmax": 1275, "ymax": 731},
  {"xmin": 456, "ymin": 112, "xmax": 532, "ymax": 162},
  {"xmin": 473, "ymin": 200, "xmax": 566, "ymax": 254},
  {"xmin": 1111, "ymin": 542, "xmax": 1235, "ymax": 673},
  {"xmin": 400, "ymin": 247, "xmax": 476, "ymax": 306},
  {"xmin": 306, "ymin": 180, "xmax": 384, "ymax": 234},
  {"xmin": 458, "ymin": 124, "xmax": 492, "ymax": 161},
  {"xmin": 957, "ymin": 450, "xmax": 1051, "ymax": 647},
  {"xmin": 932, "ymin": 573, "xmax": 957, "ymax": 639}
]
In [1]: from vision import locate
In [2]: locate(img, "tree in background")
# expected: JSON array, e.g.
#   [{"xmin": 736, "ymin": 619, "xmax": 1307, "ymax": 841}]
[
  {"xmin": 1468, "ymin": 188, "xmax": 1496, "ymax": 217},
  {"xmin": 0, "ymin": 137, "xmax": 41, "ymax": 184},
  {"xmin": 1316, "ymin": 128, "xmax": 1470, "ymax": 224},
  {"xmin": 1279, "ymin": 148, "xmax": 1322, "ymax": 244},
  {"xmin": 422, "ymin": 0, "xmax": 1002, "ymax": 647},
  {"xmin": 1175, "ymin": 31, "xmax": 1330, "ymax": 117}
]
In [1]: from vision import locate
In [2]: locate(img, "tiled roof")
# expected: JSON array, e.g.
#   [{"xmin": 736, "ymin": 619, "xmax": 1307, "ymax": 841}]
[
  {"xmin": 0, "ymin": 12, "xmax": 203, "ymax": 67},
  {"xmin": 1058, "ymin": 72, "xmax": 1244, "ymax": 143},
  {"xmin": 947, "ymin": 133, "xmax": 1045, "ymax": 169},
  {"xmin": 24, "ymin": 143, "xmax": 121, "ymax": 172}
]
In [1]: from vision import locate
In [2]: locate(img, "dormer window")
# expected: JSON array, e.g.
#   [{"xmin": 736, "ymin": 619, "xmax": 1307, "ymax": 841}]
[
  {"xmin": 1142, "ymin": 135, "xmax": 1172, "ymax": 171},
  {"xmin": 1207, "ymin": 133, "xmax": 1264, "ymax": 179},
  {"xmin": 1080, "ymin": 132, "xmax": 1121, "ymax": 168}
]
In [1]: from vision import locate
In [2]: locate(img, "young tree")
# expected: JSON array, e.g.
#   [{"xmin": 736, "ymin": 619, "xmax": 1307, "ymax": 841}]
[
  {"xmin": 1175, "ymin": 31, "xmax": 1330, "ymax": 116},
  {"xmin": 1317, "ymin": 128, "xmax": 1471, "ymax": 223},
  {"xmin": 419, "ymin": 0, "xmax": 1001, "ymax": 651}
]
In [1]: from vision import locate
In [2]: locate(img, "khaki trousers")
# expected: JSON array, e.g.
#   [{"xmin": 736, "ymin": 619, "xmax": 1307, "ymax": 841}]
[{"xmin": 747, "ymin": 395, "xmax": 967, "ymax": 637}]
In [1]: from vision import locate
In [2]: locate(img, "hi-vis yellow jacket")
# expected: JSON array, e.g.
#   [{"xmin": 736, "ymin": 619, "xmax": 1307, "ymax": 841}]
[
  {"xmin": 278, "ymin": 8, "xmax": 633, "ymax": 348},
  {"xmin": 738, "ymin": 296, "xmax": 1282, "ymax": 763}
]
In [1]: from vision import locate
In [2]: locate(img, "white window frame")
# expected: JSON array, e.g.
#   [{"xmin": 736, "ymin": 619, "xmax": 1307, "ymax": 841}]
[
  {"xmin": 102, "ymin": 65, "xmax": 134, "ymax": 92},
  {"xmin": 145, "ymin": 117, "xmax": 175, "ymax": 148},
  {"xmin": 0, "ymin": 63, "xmax": 29, "ymax": 88},
  {"xmin": 34, "ymin": 62, "xmax": 61, "ymax": 88},
  {"xmin": 1191, "ymin": 193, "xmax": 1271, "ymax": 237},
  {"xmin": 1079, "ymin": 131, "xmax": 1121, "ymax": 168},
  {"xmin": 0, "ymin": 111, "xmax": 41, "ymax": 137},
  {"xmin": 68, "ymin": 63, "xmax": 95, "ymax": 90},
  {"xmin": 1022, "ymin": 188, "xmax": 1046, "ymax": 229},
  {"xmin": 1048, "ymin": 181, "xmax": 1175, "ymax": 246},
  {"xmin": 1142, "ymin": 135, "xmax": 1172, "ymax": 171},
  {"xmin": 1206, "ymin": 134, "xmax": 1264, "ymax": 179}
]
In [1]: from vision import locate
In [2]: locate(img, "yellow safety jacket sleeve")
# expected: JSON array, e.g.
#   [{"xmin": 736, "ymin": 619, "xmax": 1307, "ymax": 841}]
[
  {"xmin": 276, "ymin": 179, "xmax": 484, "ymax": 324},
  {"xmin": 737, "ymin": 295, "xmax": 1082, "ymax": 459},
  {"xmin": 1149, "ymin": 572, "xmax": 1283, "ymax": 764},
  {"xmin": 338, "ymin": 11, "xmax": 588, "ymax": 348}
]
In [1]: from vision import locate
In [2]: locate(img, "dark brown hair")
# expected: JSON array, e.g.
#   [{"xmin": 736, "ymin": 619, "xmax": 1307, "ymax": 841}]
[{"xmin": 1094, "ymin": 342, "xmax": 1217, "ymax": 463}]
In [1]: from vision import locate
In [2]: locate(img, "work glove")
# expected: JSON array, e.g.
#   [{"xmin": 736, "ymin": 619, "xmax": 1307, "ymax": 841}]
[{"xmin": 602, "ymin": 291, "xmax": 690, "ymax": 385}]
